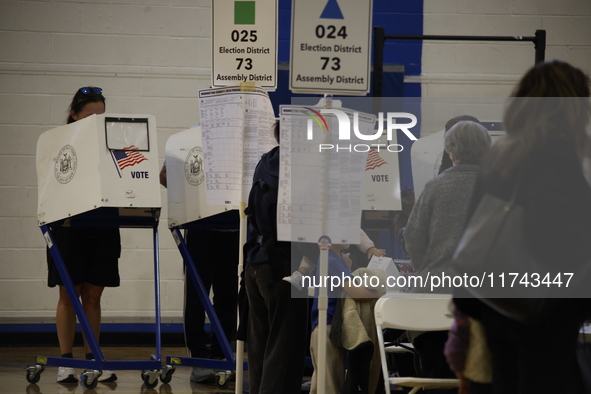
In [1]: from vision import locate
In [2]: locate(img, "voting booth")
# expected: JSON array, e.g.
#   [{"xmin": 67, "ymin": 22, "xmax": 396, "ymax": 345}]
[
  {"xmin": 165, "ymin": 126, "xmax": 232, "ymax": 228},
  {"xmin": 164, "ymin": 126, "xmax": 242, "ymax": 388},
  {"xmin": 29, "ymin": 114, "xmax": 173, "ymax": 389},
  {"xmin": 37, "ymin": 114, "xmax": 161, "ymax": 226},
  {"xmin": 361, "ymin": 137, "xmax": 402, "ymax": 212}
]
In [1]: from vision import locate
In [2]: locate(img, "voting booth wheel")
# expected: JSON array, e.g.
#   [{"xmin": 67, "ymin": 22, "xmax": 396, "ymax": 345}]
[
  {"xmin": 80, "ymin": 370, "xmax": 101, "ymax": 389},
  {"xmin": 159, "ymin": 365, "xmax": 175, "ymax": 384},
  {"xmin": 25, "ymin": 365, "xmax": 44, "ymax": 384},
  {"xmin": 141, "ymin": 369, "xmax": 159, "ymax": 389},
  {"xmin": 215, "ymin": 371, "xmax": 233, "ymax": 389}
]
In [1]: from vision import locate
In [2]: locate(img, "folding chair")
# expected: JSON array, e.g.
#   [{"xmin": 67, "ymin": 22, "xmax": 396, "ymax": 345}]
[{"xmin": 374, "ymin": 293, "xmax": 459, "ymax": 394}]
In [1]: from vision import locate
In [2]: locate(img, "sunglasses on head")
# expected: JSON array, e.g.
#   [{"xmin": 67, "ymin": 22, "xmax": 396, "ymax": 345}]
[{"xmin": 79, "ymin": 87, "xmax": 103, "ymax": 95}]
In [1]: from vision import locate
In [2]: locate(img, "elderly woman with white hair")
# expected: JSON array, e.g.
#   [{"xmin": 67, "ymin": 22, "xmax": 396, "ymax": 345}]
[
  {"xmin": 404, "ymin": 120, "xmax": 492, "ymax": 280},
  {"xmin": 401, "ymin": 120, "xmax": 492, "ymax": 383}
]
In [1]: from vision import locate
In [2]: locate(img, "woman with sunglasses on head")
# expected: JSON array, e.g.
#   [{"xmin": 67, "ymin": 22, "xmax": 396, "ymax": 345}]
[{"xmin": 49, "ymin": 87, "xmax": 120, "ymax": 384}]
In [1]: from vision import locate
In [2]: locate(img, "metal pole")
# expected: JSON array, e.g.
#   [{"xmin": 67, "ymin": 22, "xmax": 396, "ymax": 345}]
[
  {"xmin": 534, "ymin": 29, "xmax": 546, "ymax": 64},
  {"xmin": 384, "ymin": 34, "xmax": 538, "ymax": 42},
  {"xmin": 379, "ymin": 30, "xmax": 545, "ymax": 66},
  {"xmin": 153, "ymin": 223, "xmax": 162, "ymax": 362},
  {"xmin": 373, "ymin": 26, "xmax": 385, "ymax": 98},
  {"xmin": 235, "ymin": 212, "xmax": 247, "ymax": 394},
  {"xmin": 42, "ymin": 225, "xmax": 105, "ymax": 363},
  {"xmin": 316, "ymin": 236, "xmax": 331, "ymax": 394}
]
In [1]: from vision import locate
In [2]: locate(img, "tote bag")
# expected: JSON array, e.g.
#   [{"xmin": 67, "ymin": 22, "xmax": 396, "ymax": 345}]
[{"xmin": 451, "ymin": 190, "xmax": 587, "ymax": 322}]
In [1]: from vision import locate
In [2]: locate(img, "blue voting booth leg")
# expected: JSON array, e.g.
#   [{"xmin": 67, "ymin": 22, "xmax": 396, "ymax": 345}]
[
  {"xmin": 26, "ymin": 225, "xmax": 174, "ymax": 389},
  {"xmin": 165, "ymin": 227, "xmax": 248, "ymax": 387}
]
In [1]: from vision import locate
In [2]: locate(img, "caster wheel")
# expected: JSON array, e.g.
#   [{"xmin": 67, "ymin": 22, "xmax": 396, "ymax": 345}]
[
  {"xmin": 159, "ymin": 365, "xmax": 175, "ymax": 384},
  {"xmin": 25, "ymin": 365, "xmax": 44, "ymax": 384},
  {"xmin": 81, "ymin": 374, "xmax": 99, "ymax": 389},
  {"xmin": 215, "ymin": 372, "xmax": 232, "ymax": 389},
  {"xmin": 25, "ymin": 374, "xmax": 40, "ymax": 384},
  {"xmin": 141, "ymin": 370, "xmax": 159, "ymax": 389}
]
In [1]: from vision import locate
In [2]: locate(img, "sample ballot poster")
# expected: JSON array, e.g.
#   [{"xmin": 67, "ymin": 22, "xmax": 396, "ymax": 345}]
[
  {"xmin": 277, "ymin": 105, "xmax": 375, "ymax": 244},
  {"xmin": 290, "ymin": 0, "xmax": 372, "ymax": 95},
  {"xmin": 199, "ymin": 86, "xmax": 276, "ymax": 206},
  {"xmin": 212, "ymin": 0, "xmax": 278, "ymax": 89}
]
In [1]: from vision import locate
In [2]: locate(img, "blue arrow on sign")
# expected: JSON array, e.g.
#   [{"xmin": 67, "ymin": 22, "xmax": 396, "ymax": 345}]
[{"xmin": 320, "ymin": 0, "xmax": 344, "ymax": 19}]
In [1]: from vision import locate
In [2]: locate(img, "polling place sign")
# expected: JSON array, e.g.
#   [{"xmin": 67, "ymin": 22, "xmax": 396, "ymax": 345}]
[
  {"xmin": 212, "ymin": 0, "xmax": 278, "ymax": 89},
  {"xmin": 290, "ymin": 0, "xmax": 372, "ymax": 95}
]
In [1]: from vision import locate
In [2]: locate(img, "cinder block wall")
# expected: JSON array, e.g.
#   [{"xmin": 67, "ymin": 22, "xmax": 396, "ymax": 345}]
[
  {"xmin": 417, "ymin": 0, "xmax": 591, "ymax": 136},
  {"xmin": 1, "ymin": 0, "xmax": 590, "ymax": 322},
  {"xmin": 422, "ymin": 0, "xmax": 591, "ymax": 98},
  {"xmin": 0, "ymin": 0, "xmax": 213, "ymax": 322}
]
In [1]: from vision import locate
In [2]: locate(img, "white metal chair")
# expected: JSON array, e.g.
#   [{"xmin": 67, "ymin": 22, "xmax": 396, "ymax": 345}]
[{"xmin": 374, "ymin": 293, "xmax": 459, "ymax": 394}]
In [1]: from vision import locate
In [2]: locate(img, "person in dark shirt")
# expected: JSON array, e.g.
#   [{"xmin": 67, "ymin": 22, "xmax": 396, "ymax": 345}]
[{"xmin": 454, "ymin": 60, "xmax": 591, "ymax": 394}]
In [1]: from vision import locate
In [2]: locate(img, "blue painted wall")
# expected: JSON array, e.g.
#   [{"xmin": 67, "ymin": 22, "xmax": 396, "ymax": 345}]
[
  {"xmin": 273, "ymin": 0, "xmax": 423, "ymax": 192},
  {"xmin": 273, "ymin": 1, "xmax": 424, "ymax": 260},
  {"xmin": 277, "ymin": 0, "xmax": 423, "ymax": 97},
  {"xmin": 372, "ymin": 0, "xmax": 423, "ymax": 97}
]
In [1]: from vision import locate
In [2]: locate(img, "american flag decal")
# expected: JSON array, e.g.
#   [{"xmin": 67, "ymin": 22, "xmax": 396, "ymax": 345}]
[
  {"xmin": 365, "ymin": 150, "xmax": 388, "ymax": 171},
  {"xmin": 112, "ymin": 146, "xmax": 147, "ymax": 170}
]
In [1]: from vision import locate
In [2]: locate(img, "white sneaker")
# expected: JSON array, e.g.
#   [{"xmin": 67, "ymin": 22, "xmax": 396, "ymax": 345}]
[
  {"xmin": 282, "ymin": 270, "xmax": 304, "ymax": 291},
  {"xmin": 98, "ymin": 370, "xmax": 118, "ymax": 382},
  {"xmin": 56, "ymin": 367, "xmax": 78, "ymax": 383}
]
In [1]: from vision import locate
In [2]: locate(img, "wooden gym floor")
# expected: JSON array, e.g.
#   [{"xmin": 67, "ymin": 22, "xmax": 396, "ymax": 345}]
[{"xmin": 0, "ymin": 346, "xmax": 242, "ymax": 394}]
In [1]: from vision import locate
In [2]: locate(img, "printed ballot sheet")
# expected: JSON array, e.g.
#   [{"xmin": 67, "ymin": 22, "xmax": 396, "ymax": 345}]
[
  {"xmin": 277, "ymin": 105, "xmax": 375, "ymax": 245},
  {"xmin": 199, "ymin": 86, "xmax": 276, "ymax": 205}
]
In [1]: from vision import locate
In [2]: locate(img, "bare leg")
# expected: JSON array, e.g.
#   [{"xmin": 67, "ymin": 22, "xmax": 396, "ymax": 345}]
[
  {"xmin": 56, "ymin": 284, "xmax": 82, "ymax": 356},
  {"xmin": 80, "ymin": 283, "xmax": 105, "ymax": 356}
]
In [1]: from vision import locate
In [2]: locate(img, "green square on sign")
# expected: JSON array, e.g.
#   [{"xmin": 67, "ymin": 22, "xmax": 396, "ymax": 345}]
[{"xmin": 234, "ymin": 1, "xmax": 255, "ymax": 25}]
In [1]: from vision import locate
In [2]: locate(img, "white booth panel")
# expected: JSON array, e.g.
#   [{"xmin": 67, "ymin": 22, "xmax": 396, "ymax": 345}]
[
  {"xmin": 362, "ymin": 147, "xmax": 402, "ymax": 211},
  {"xmin": 411, "ymin": 123, "xmax": 504, "ymax": 198},
  {"xmin": 165, "ymin": 126, "xmax": 231, "ymax": 228},
  {"xmin": 37, "ymin": 114, "xmax": 161, "ymax": 225},
  {"xmin": 410, "ymin": 129, "xmax": 445, "ymax": 200}
]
